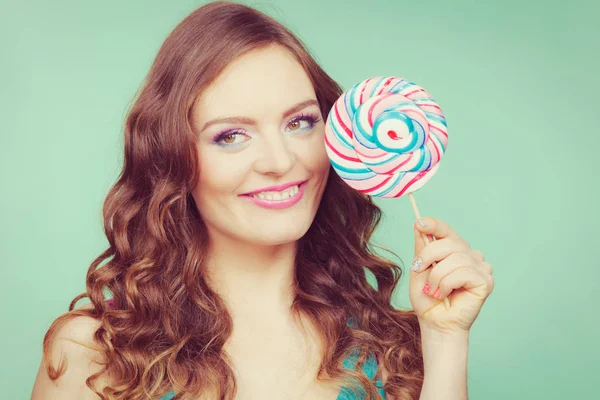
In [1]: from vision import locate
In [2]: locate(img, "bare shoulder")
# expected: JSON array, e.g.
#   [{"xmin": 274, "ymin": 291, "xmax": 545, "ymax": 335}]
[{"xmin": 31, "ymin": 302, "xmax": 110, "ymax": 400}]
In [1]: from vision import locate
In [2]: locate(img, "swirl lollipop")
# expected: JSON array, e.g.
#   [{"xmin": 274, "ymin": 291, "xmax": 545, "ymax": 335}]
[{"xmin": 324, "ymin": 76, "xmax": 451, "ymax": 308}]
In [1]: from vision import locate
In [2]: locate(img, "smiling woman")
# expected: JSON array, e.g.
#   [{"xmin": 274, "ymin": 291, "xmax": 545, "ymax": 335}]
[{"xmin": 31, "ymin": 1, "xmax": 425, "ymax": 400}]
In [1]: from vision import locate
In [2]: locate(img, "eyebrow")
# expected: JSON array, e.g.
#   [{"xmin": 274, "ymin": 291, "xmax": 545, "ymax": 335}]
[{"xmin": 200, "ymin": 99, "xmax": 320, "ymax": 132}]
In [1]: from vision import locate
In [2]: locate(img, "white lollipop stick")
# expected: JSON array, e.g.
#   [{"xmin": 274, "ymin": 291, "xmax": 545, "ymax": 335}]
[{"xmin": 408, "ymin": 192, "xmax": 451, "ymax": 310}]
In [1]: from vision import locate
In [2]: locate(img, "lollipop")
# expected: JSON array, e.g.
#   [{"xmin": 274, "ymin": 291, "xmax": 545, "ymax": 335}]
[{"xmin": 324, "ymin": 76, "xmax": 451, "ymax": 308}]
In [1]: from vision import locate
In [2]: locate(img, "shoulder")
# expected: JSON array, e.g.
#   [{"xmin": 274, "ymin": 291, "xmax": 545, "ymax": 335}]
[
  {"xmin": 31, "ymin": 302, "xmax": 109, "ymax": 400},
  {"xmin": 54, "ymin": 303, "xmax": 102, "ymax": 346},
  {"xmin": 49, "ymin": 302, "xmax": 103, "ymax": 352}
]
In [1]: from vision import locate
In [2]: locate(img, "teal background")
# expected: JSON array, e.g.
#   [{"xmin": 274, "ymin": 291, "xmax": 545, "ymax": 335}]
[{"xmin": 2, "ymin": 0, "xmax": 598, "ymax": 398}]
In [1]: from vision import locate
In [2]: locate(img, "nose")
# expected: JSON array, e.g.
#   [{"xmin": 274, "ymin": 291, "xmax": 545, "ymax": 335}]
[{"xmin": 253, "ymin": 132, "xmax": 296, "ymax": 176}]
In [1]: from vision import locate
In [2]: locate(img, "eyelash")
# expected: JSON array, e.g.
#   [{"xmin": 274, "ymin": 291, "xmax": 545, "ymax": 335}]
[{"xmin": 212, "ymin": 112, "xmax": 322, "ymax": 147}]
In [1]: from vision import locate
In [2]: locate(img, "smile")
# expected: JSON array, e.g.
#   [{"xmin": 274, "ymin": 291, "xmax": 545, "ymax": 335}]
[
  {"xmin": 240, "ymin": 182, "xmax": 307, "ymax": 210},
  {"xmin": 250, "ymin": 184, "xmax": 299, "ymax": 200}
]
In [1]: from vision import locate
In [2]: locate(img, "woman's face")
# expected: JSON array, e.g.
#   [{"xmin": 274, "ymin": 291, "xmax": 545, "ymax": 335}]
[{"xmin": 190, "ymin": 44, "xmax": 330, "ymax": 247}]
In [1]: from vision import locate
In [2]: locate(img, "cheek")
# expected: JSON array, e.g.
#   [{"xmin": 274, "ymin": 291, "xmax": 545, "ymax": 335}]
[
  {"xmin": 194, "ymin": 147, "xmax": 247, "ymax": 204},
  {"xmin": 303, "ymin": 133, "xmax": 330, "ymax": 172}
]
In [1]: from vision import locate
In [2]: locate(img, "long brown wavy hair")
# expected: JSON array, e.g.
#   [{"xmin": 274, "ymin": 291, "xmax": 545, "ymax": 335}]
[{"xmin": 40, "ymin": 2, "xmax": 424, "ymax": 399}]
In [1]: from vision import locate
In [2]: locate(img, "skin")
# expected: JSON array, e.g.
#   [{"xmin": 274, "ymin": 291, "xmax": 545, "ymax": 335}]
[
  {"xmin": 189, "ymin": 44, "xmax": 330, "ymax": 321},
  {"xmin": 31, "ymin": 43, "xmax": 494, "ymax": 399},
  {"xmin": 188, "ymin": 44, "xmax": 336, "ymax": 398},
  {"xmin": 410, "ymin": 218, "xmax": 495, "ymax": 400}
]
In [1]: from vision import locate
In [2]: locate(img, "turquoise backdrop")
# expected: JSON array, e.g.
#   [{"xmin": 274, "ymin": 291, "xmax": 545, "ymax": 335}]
[{"xmin": 2, "ymin": 0, "xmax": 598, "ymax": 398}]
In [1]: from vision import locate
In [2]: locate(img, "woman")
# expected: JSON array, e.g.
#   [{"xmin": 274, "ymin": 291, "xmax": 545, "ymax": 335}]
[{"xmin": 31, "ymin": 2, "xmax": 494, "ymax": 399}]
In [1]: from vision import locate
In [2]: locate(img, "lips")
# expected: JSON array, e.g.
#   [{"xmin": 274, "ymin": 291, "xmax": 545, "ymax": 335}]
[{"xmin": 240, "ymin": 181, "xmax": 308, "ymax": 210}]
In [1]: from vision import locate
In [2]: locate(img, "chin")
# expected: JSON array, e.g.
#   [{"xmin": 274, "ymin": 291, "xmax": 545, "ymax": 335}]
[{"xmin": 248, "ymin": 224, "xmax": 310, "ymax": 246}]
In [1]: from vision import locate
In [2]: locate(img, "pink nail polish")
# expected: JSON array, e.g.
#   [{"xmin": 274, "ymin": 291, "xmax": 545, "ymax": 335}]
[
  {"xmin": 422, "ymin": 281, "xmax": 431, "ymax": 295},
  {"xmin": 433, "ymin": 288, "xmax": 441, "ymax": 298}
]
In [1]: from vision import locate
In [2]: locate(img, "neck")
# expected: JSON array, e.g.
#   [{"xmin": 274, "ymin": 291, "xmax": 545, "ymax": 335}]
[{"xmin": 204, "ymin": 232, "xmax": 298, "ymax": 321}]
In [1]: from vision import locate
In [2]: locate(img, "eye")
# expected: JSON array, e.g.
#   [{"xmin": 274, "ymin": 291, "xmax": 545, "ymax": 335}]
[
  {"xmin": 213, "ymin": 130, "xmax": 249, "ymax": 147},
  {"xmin": 285, "ymin": 114, "xmax": 320, "ymax": 133},
  {"xmin": 222, "ymin": 133, "xmax": 239, "ymax": 144},
  {"xmin": 287, "ymin": 119, "xmax": 309, "ymax": 131}
]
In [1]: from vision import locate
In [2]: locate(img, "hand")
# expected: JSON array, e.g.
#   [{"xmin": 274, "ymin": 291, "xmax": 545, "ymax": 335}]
[{"xmin": 408, "ymin": 217, "xmax": 494, "ymax": 335}]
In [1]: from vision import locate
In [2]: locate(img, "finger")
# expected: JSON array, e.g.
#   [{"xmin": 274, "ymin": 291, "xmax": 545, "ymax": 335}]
[
  {"xmin": 436, "ymin": 267, "xmax": 490, "ymax": 300},
  {"xmin": 411, "ymin": 237, "xmax": 471, "ymax": 273},
  {"xmin": 472, "ymin": 249, "xmax": 485, "ymax": 262},
  {"xmin": 477, "ymin": 261, "xmax": 493, "ymax": 275},
  {"xmin": 414, "ymin": 217, "xmax": 463, "ymax": 243},
  {"xmin": 413, "ymin": 223, "xmax": 429, "ymax": 256},
  {"xmin": 423, "ymin": 252, "xmax": 476, "ymax": 295}
]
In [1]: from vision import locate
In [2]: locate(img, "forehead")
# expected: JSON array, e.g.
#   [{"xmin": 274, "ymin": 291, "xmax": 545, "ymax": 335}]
[{"xmin": 194, "ymin": 45, "xmax": 316, "ymax": 122}]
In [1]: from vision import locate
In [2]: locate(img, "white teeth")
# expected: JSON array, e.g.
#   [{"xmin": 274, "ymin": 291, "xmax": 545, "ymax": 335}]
[{"xmin": 252, "ymin": 184, "xmax": 300, "ymax": 201}]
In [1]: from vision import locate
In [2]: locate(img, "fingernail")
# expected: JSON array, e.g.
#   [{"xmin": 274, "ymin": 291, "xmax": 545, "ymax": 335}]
[
  {"xmin": 411, "ymin": 257, "xmax": 423, "ymax": 272},
  {"xmin": 433, "ymin": 288, "xmax": 441, "ymax": 298},
  {"xmin": 422, "ymin": 281, "xmax": 431, "ymax": 295},
  {"xmin": 417, "ymin": 219, "xmax": 428, "ymax": 228}
]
